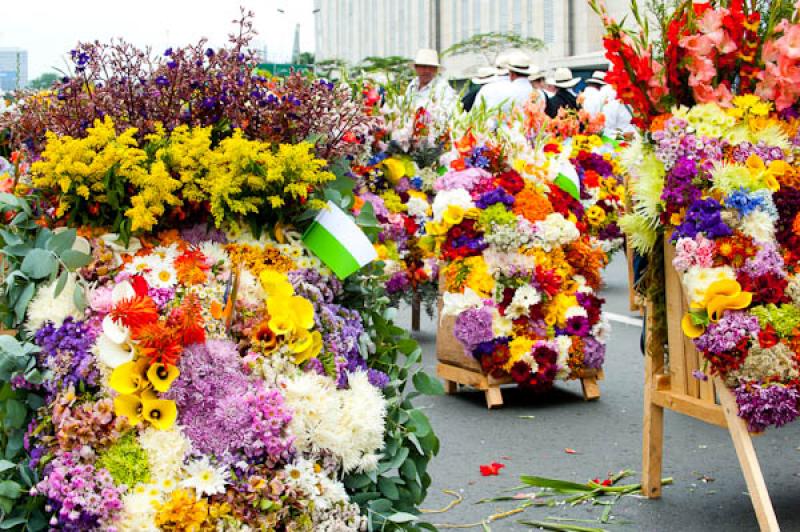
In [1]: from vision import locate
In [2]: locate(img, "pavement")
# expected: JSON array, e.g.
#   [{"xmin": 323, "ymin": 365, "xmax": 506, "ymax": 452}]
[{"xmin": 394, "ymin": 254, "xmax": 800, "ymax": 532}]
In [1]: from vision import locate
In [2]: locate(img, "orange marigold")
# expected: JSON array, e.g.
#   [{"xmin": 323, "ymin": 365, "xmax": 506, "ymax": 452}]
[
  {"xmin": 565, "ymin": 238, "xmax": 608, "ymax": 289},
  {"xmin": 513, "ymin": 189, "xmax": 553, "ymax": 223}
]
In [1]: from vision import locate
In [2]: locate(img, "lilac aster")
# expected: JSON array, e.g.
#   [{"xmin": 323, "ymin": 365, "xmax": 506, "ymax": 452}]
[
  {"xmin": 694, "ymin": 311, "xmax": 760, "ymax": 355},
  {"xmin": 734, "ymin": 382, "xmax": 800, "ymax": 432},
  {"xmin": 453, "ymin": 307, "xmax": 495, "ymax": 354},
  {"xmin": 582, "ymin": 337, "xmax": 605, "ymax": 369}
]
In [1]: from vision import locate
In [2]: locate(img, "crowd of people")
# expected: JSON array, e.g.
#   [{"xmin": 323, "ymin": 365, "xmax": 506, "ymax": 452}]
[{"xmin": 404, "ymin": 47, "xmax": 635, "ymax": 138}]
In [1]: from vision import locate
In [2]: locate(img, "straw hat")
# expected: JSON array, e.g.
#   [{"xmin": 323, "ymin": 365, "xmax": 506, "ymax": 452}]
[
  {"xmin": 505, "ymin": 51, "xmax": 532, "ymax": 75},
  {"xmin": 585, "ymin": 71, "xmax": 607, "ymax": 86},
  {"xmin": 472, "ymin": 66, "xmax": 499, "ymax": 85},
  {"xmin": 413, "ymin": 48, "xmax": 440, "ymax": 67},
  {"xmin": 528, "ymin": 65, "xmax": 546, "ymax": 81},
  {"xmin": 546, "ymin": 67, "xmax": 581, "ymax": 88}
]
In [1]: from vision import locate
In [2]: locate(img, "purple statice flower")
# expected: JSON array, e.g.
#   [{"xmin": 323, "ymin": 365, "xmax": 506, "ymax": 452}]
[
  {"xmin": 395, "ymin": 177, "xmax": 411, "ymax": 194},
  {"xmin": 453, "ymin": 307, "xmax": 495, "ymax": 354},
  {"xmin": 597, "ymin": 222, "xmax": 622, "ymax": 241},
  {"xmin": 565, "ymin": 315, "xmax": 591, "ymax": 337},
  {"xmin": 289, "ymin": 268, "xmax": 343, "ymax": 304},
  {"xmin": 180, "ymin": 224, "xmax": 228, "ymax": 246},
  {"xmin": 166, "ymin": 340, "xmax": 294, "ymax": 466},
  {"xmin": 475, "ymin": 188, "xmax": 515, "ymax": 209},
  {"xmin": 660, "ymin": 157, "xmax": 701, "ymax": 211},
  {"xmin": 386, "ymin": 271, "xmax": 410, "ymax": 293},
  {"xmin": 734, "ymin": 382, "xmax": 800, "ymax": 432},
  {"xmin": 147, "ymin": 287, "xmax": 175, "ymax": 310},
  {"xmin": 691, "ymin": 369, "xmax": 709, "ymax": 381},
  {"xmin": 674, "ymin": 197, "xmax": 733, "ymax": 240},
  {"xmin": 304, "ymin": 357, "xmax": 327, "ymax": 376},
  {"xmin": 32, "ymin": 450, "xmax": 123, "ymax": 531},
  {"xmin": 582, "ymin": 336, "xmax": 605, "ymax": 369},
  {"xmin": 741, "ymin": 242, "xmax": 785, "ymax": 278},
  {"xmin": 367, "ymin": 368, "xmax": 390, "ymax": 389},
  {"xmin": 694, "ymin": 311, "xmax": 760, "ymax": 355},
  {"xmin": 434, "ymin": 167, "xmax": 492, "ymax": 192},
  {"xmin": 34, "ymin": 318, "xmax": 98, "ymax": 396}
]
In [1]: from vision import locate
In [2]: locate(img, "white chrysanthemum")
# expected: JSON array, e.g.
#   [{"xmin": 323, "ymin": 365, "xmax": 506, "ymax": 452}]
[
  {"xmin": 181, "ymin": 456, "xmax": 230, "ymax": 496},
  {"xmin": 283, "ymin": 372, "xmax": 386, "ymax": 474},
  {"xmin": 740, "ymin": 210, "xmax": 776, "ymax": 243},
  {"xmin": 505, "ymin": 285, "xmax": 541, "ymax": 320},
  {"xmin": 283, "ymin": 458, "xmax": 317, "ymax": 492},
  {"xmin": 431, "ymin": 188, "xmax": 475, "ymax": 221},
  {"xmin": 592, "ymin": 316, "xmax": 611, "ymax": 344},
  {"xmin": 315, "ymin": 475, "xmax": 349, "ymax": 511},
  {"xmin": 533, "ymin": 213, "xmax": 580, "ymax": 250},
  {"xmin": 146, "ymin": 265, "xmax": 178, "ymax": 289},
  {"xmin": 236, "ymin": 269, "xmax": 266, "ymax": 304},
  {"xmin": 573, "ymin": 275, "xmax": 591, "ymax": 294},
  {"xmin": 25, "ymin": 274, "xmax": 82, "ymax": 333},
  {"xmin": 555, "ymin": 336, "xmax": 572, "ymax": 378},
  {"xmin": 117, "ymin": 489, "xmax": 161, "ymax": 532},
  {"xmin": 441, "ymin": 288, "xmax": 483, "ymax": 317},
  {"xmin": 151, "ymin": 244, "xmax": 180, "ymax": 262},
  {"xmin": 682, "ymin": 265, "xmax": 736, "ymax": 307},
  {"xmin": 406, "ymin": 195, "xmax": 431, "ymax": 219},
  {"xmin": 139, "ymin": 426, "xmax": 191, "ymax": 483},
  {"xmin": 491, "ymin": 307, "xmax": 513, "ymax": 337},
  {"xmin": 199, "ymin": 241, "xmax": 228, "ymax": 267},
  {"xmin": 564, "ymin": 306, "xmax": 588, "ymax": 320}
]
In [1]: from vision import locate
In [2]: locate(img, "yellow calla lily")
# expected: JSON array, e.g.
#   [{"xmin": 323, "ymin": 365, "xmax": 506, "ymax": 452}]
[
  {"xmin": 268, "ymin": 313, "xmax": 295, "ymax": 336},
  {"xmin": 442, "ymin": 205, "xmax": 465, "ymax": 226},
  {"xmin": 146, "ymin": 363, "xmax": 180, "ymax": 393},
  {"xmin": 109, "ymin": 358, "xmax": 150, "ymax": 395},
  {"xmin": 382, "ymin": 158, "xmax": 406, "ymax": 184},
  {"xmin": 288, "ymin": 295, "xmax": 316, "ymax": 330},
  {"xmin": 707, "ymin": 291, "xmax": 753, "ymax": 322},
  {"xmin": 260, "ymin": 270, "xmax": 294, "ymax": 298},
  {"xmin": 289, "ymin": 328, "xmax": 314, "ymax": 354},
  {"xmin": 294, "ymin": 331, "xmax": 323, "ymax": 365},
  {"xmin": 114, "ymin": 394, "xmax": 145, "ymax": 425},
  {"xmin": 142, "ymin": 398, "xmax": 178, "ymax": 431},
  {"xmin": 681, "ymin": 314, "xmax": 706, "ymax": 339}
]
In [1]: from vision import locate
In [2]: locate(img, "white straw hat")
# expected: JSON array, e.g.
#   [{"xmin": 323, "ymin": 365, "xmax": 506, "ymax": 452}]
[
  {"xmin": 585, "ymin": 70, "xmax": 607, "ymax": 86},
  {"xmin": 505, "ymin": 51, "xmax": 532, "ymax": 75},
  {"xmin": 528, "ymin": 65, "xmax": 546, "ymax": 81},
  {"xmin": 413, "ymin": 48, "xmax": 440, "ymax": 67},
  {"xmin": 546, "ymin": 67, "xmax": 581, "ymax": 89},
  {"xmin": 472, "ymin": 66, "xmax": 499, "ymax": 85}
]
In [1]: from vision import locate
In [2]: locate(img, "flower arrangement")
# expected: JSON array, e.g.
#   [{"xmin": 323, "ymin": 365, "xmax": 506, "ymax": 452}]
[
  {"xmin": 599, "ymin": 1, "xmax": 800, "ymax": 432},
  {"xmin": 0, "ymin": 19, "xmax": 440, "ymax": 531},
  {"xmin": 424, "ymin": 126, "xmax": 610, "ymax": 390}
]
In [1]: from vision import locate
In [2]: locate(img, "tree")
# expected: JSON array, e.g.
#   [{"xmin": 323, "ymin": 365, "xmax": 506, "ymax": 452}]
[
  {"xmin": 315, "ymin": 58, "xmax": 348, "ymax": 80},
  {"xmin": 28, "ymin": 72, "xmax": 60, "ymax": 90},
  {"xmin": 297, "ymin": 52, "xmax": 315, "ymax": 65},
  {"xmin": 442, "ymin": 32, "xmax": 545, "ymax": 65},
  {"xmin": 353, "ymin": 56, "xmax": 414, "ymax": 85}
]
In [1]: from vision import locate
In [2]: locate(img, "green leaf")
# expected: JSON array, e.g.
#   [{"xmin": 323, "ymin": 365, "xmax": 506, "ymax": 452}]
[
  {"xmin": 413, "ymin": 372, "xmax": 445, "ymax": 395},
  {"xmin": 73, "ymin": 285, "xmax": 87, "ymax": 312},
  {"xmin": 60, "ymin": 249, "xmax": 92, "ymax": 270},
  {"xmin": 0, "ymin": 481, "xmax": 22, "ymax": 499},
  {"xmin": 380, "ymin": 447, "xmax": 409, "ymax": 474},
  {"xmin": 378, "ymin": 477, "xmax": 400, "ymax": 500},
  {"xmin": 0, "ymin": 230, "xmax": 22, "ymax": 247},
  {"xmin": 519, "ymin": 476, "xmax": 593, "ymax": 493},
  {"xmin": 0, "ymin": 516, "xmax": 28, "ymax": 529},
  {"xmin": 5, "ymin": 400, "xmax": 27, "ymax": 429},
  {"xmin": 344, "ymin": 473, "xmax": 373, "ymax": 490},
  {"xmin": 0, "ymin": 461, "xmax": 14, "ymax": 474},
  {"xmin": 387, "ymin": 512, "xmax": 419, "ymax": 523},
  {"xmin": 54, "ymin": 271, "xmax": 69, "ymax": 298},
  {"xmin": 0, "ymin": 336, "xmax": 22, "ymax": 358},
  {"xmin": 13, "ymin": 283, "xmax": 35, "ymax": 323},
  {"xmin": 20, "ymin": 249, "xmax": 57, "ymax": 280},
  {"xmin": 46, "ymin": 229, "xmax": 77, "ymax": 254},
  {"xmin": 408, "ymin": 409, "xmax": 432, "ymax": 438}
]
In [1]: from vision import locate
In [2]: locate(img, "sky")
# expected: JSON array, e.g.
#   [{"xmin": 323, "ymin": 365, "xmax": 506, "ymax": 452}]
[{"xmin": 2, "ymin": 0, "xmax": 317, "ymax": 79}]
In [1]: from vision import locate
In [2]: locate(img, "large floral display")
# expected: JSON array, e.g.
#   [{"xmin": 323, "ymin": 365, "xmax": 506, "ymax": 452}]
[
  {"xmin": 595, "ymin": 0, "xmax": 800, "ymax": 431},
  {"xmin": 423, "ymin": 114, "xmax": 614, "ymax": 390},
  {"xmin": 0, "ymin": 16, "xmax": 440, "ymax": 531}
]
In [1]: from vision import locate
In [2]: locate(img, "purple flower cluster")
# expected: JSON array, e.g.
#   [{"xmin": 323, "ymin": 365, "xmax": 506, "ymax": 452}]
[
  {"xmin": 167, "ymin": 339, "xmax": 295, "ymax": 466},
  {"xmin": 32, "ymin": 451, "xmax": 123, "ymax": 531},
  {"xmin": 34, "ymin": 318, "xmax": 98, "ymax": 396},
  {"xmin": 475, "ymin": 188, "xmax": 515, "ymax": 209},
  {"xmin": 694, "ymin": 311, "xmax": 760, "ymax": 355},
  {"xmin": 652, "ymin": 119, "xmax": 725, "ymax": 171},
  {"xmin": 734, "ymin": 382, "xmax": 800, "ymax": 433},
  {"xmin": 660, "ymin": 156, "xmax": 701, "ymax": 211},
  {"xmin": 386, "ymin": 271, "xmax": 411, "ymax": 293},
  {"xmin": 742, "ymin": 242, "xmax": 785, "ymax": 277},
  {"xmin": 675, "ymin": 197, "xmax": 732, "ymax": 240},
  {"xmin": 180, "ymin": 224, "xmax": 228, "ymax": 246},
  {"xmin": 730, "ymin": 142, "xmax": 785, "ymax": 164},
  {"xmin": 148, "ymin": 287, "xmax": 176, "ymax": 310},
  {"xmin": 434, "ymin": 168, "xmax": 491, "ymax": 192},
  {"xmin": 582, "ymin": 337, "xmax": 606, "ymax": 369},
  {"xmin": 453, "ymin": 307, "xmax": 495, "ymax": 355}
]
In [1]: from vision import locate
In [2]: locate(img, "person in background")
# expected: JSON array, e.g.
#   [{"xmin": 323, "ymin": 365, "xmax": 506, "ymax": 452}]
[
  {"xmin": 601, "ymin": 86, "xmax": 636, "ymax": 139},
  {"xmin": 475, "ymin": 50, "xmax": 532, "ymax": 113},
  {"xmin": 405, "ymin": 48, "xmax": 457, "ymax": 112},
  {"xmin": 528, "ymin": 66, "xmax": 549, "ymax": 104},
  {"xmin": 462, "ymin": 66, "xmax": 499, "ymax": 112},
  {"xmin": 544, "ymin": 67, "xmax": 580, "ymax": 117},
  {"xmin": 579, "ymin": 71, "xmax": 609, "ymax": 118}
]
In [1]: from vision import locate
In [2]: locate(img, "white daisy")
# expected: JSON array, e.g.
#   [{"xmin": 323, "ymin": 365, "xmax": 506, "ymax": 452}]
[
  {"xmin": 124, "ymin": 254, "xmax": 160, "ymax": 276},
  {"xmin": 198, "ymin": 241, "xmax": 228, "ymax": 268},
  {"xmin": 146, "ymin": 265, "xmax": 178, "ymax": 289},
  {"xmin": 181, "ymin": 457, "xmax": 229, "ymax": 496}
]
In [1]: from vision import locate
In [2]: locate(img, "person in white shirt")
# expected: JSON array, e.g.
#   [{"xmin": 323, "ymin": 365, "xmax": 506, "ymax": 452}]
[
  {"xmin": 474, "ymin": 50, "xmax": 532, "ymax": 114},
  {"xmin": 580, "ymin": 71, "xmax": 609, "ymax": 118},
  {"xmin": 602, "ymin": 87, "xmax": 636, "ymax": 138},
  {"xmin": 528, "ymin": 66, "xmax": 549, "ymax": 104},
  {"xmin": 405, "ymin": 48, "xmax": 457, "ymax": 114}
]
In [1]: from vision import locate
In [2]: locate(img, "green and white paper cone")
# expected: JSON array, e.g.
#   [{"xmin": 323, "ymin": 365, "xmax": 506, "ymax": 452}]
[
  {"xmin": 302, "ymin": 201, "xmax": 378, "ymax": 279},
  {"xmin": 554, "ymin": 160, "xmax": 581, "ymax": 201}
]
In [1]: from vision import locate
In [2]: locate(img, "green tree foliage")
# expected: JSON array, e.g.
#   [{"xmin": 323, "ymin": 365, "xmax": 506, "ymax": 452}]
[
  {"xmin": 27, "ymin": 73, "xmax": 59, "ymax": 91},
  {"xmin": 442, "ymin": 31, "xmax": 545, "ymax": 65},
  {"xmin": 353, "ymin": 56, "xmax": 414, "ymax": 85},
  {"xmin": 296, "ymin": 51, "xmax": 315, "ymax": 65}
]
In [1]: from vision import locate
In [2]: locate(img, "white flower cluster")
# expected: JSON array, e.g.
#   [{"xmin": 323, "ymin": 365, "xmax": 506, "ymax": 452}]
[{"xmin": 532, "ymin": 213, "xmax": 580, "ymax": 251}]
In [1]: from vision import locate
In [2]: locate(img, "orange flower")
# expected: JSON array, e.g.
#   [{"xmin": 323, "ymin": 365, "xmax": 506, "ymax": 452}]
[
  {"xmin": 133, "ymin": 321, "xmax": 183, "ymax": 366},
  {"xmin": 167, "ymin": 293, "xmax": 205, "ymax": 346},
  {"xmin": 513, "ymin": 189, "xmax": 553, "ymax": 223},
  {"xmin": 649, "ymin": 113, "xmax": 673, "ymax": 133},
  {"xmin": 110, "ymin": 295, "xmax": 159, "ymax": 333},
  {"xmin": 565, "ymin": 238, "xmax": 608, "ymax": 289},
  {"xmin": 174, "ymin": 249, "xmax": 210, "ymax": 285}
]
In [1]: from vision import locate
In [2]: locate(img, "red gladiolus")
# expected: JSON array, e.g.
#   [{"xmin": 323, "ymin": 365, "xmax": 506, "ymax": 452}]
[
  {"xmin": 479, "ymin": 462, "xmax": 505, "ymax": 476},
  {"xmin": 130, "ymin": 275, "xmax": 149, "ymax": 298}
]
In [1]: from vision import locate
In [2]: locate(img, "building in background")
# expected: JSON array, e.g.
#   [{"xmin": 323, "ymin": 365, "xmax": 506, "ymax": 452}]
[
  {"xmin": 313, "ymin": 0, "xmax": 630, "ymax": 79},
  {"xmin": 0, "ymin": 48, "xmax": 29, "ymax": 92}
]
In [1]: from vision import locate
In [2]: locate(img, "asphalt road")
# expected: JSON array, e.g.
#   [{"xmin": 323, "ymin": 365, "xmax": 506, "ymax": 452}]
[{"xmin": 396, "ymin": 254, "xmax": 800, "ymax": 532}]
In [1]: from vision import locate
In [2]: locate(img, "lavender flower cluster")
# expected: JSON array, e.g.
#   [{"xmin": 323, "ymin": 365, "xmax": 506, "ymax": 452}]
[
  {"xmin": 34, "ymin": 318, "xmax": 98, "ymax": 396},
  {"xmin": 734, "ymin": 382, "xmax": 800, "ymax": 432}
]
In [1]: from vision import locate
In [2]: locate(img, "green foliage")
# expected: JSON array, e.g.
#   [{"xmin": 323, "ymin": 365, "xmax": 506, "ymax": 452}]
[
  {"xmin": 442, "ymin": 31, "xmax": 545, "ymax": 65},
  {"xmin": 0, "ymin": 335, "xmax": 48, "ymax": 530},
  {"xmin": 341, "ymin": 269, "xmax": 442, "ymax": 531},
  {"xmin": 296, "ymin": 52, "xmax": 316, "ymax": 65},
  {"xmin": 315, "ymin": 58, "xmax": 349, "ymax": 80},
  {"xmin": 0, "ymin": 194, "xmax": 92, "ymax": 330},
  {"xmin": 96, "ymin": 432, "xmax": 151, "ymax": 487},
  {"xmin": 354, "ymin": 56, "xmax": 414, "ymax": 87},
  {"xmin": 27, "ymin": 73, "xmax": 59, "ymax": 91}
]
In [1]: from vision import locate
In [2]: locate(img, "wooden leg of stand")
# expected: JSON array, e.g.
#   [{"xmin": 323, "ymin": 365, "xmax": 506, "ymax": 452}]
[
  {"xmin": 642, "ymin": 360, "xmax": 665, "ymax": 498},
  {"xmin": 716, "ymin": 377, "xmax": 779, "ymax": 532},
  {"xmin": 444, "ymin": 379, "xmax": 458, "ymax": 395},
  {"xmin": 411, "ymin": 294, "xmax": 421, "ymax": 332},
  {"xmin": 485, "ymin": 386, "xmax": 503, "ymax": 409},
  {"xmin": 580, "ymin": 377, "xmax": 600, "ymax": 401}
]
